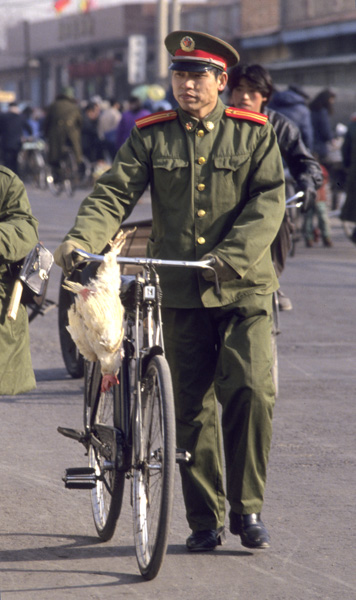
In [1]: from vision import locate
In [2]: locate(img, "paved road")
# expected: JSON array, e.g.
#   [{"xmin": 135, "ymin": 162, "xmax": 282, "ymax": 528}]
[{"xmin": 1, "ymin": 184, "xmax": 355, "ymax": 599}]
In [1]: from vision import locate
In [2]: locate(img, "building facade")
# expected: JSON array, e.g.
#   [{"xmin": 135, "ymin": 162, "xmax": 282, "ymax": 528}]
[{"xmin": 0, "ymin": 0, "xmax": 355, "ymax": 121}]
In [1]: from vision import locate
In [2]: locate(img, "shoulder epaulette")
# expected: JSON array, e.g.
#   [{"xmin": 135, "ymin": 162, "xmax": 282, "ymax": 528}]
[
  {"xmin": 225, "ymin": 107, "xmax": 268, "ymax": 125},
  {"xmin": 136, "ymin": 110, "xmax": 178, "ymax": 129}
]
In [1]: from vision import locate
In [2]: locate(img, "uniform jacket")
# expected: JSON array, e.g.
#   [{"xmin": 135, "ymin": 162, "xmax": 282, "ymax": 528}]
[
  {"xmin": 340, "ymin": 121, "xmax": 356, "ymax": 222},
  {"xmin": 0, "ymin": 167, "xmax": 39, "ymax": 394},
  {"xmin": 64, "ymin": 98, "xmax": 285, "ymax": 309},
  {"xmin": 43, "ymin": 95, "xmax": 83, "ymax": 164}
]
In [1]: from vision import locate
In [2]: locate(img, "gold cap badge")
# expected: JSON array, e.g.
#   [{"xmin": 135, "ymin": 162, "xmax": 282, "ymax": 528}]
[{"xmin": 180, "ymin": 36, "xmax": 195, "ymax": 52}]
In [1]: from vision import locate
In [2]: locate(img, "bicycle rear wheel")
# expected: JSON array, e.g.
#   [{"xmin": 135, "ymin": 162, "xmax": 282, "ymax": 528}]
[
  {"xmin": 132, "ymin": 354, "xmax": 176, "ymax": 580},
  {"xmin": 88, "ymin": 363, "xmax": 126, "ymax": 541}
]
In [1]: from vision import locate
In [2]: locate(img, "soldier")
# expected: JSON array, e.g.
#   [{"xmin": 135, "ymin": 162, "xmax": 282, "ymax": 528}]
[
  {"xmin": 0, "ymin": 166, "xmax": 38, "ymax": 395},
  {"xmin": 54, "ymin": 31, "xmax": 285, "ymax": 551},
  {"xmin": 43, "ymin": 87, "xmax": 84, "ymax": 182}
]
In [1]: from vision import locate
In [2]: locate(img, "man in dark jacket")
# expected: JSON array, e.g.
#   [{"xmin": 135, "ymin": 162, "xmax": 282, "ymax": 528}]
[
  {"xmin": 0, "ymin": 102, "xmax": 32, "ymax": 174},
  {"xmin": 228, "ymin": 64, "xmax": 323, "ymax": 309}
]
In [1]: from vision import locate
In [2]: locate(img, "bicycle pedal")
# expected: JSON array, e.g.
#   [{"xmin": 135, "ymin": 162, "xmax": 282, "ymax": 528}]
[
  {"xmin": 57, "ymin": 426, "xmax": 87, "ymax": 443},
  {"xmin": 63, "ymin": 467, "xmax": 96, "ymax": 489},
  {"xmin": 176, "ymin": 448, "xmax": 191, "ymax": 464}
]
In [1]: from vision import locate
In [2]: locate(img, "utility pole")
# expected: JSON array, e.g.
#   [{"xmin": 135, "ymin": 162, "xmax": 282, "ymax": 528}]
[
  {"xmin": 156, "ymin": 0, "xmax": 169, "ymax": 84},
  {"xmin": 171, "ymin": 0, "xmax": 181, "ymax": 31}
]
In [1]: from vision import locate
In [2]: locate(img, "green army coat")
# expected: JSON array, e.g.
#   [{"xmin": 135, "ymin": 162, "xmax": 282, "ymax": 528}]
[
  {"xmin": 43, "ymin": 95, "xmax": 83, "ymax": 165},
  {"xmin": 64, "ymin": 98, "xmax": 285, "ymax": 308},
  {"xmin": 0, "ymin": 167, "xmax": 39, "ymax": 395}
]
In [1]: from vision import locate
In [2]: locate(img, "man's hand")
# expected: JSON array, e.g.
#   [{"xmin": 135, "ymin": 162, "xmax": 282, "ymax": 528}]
[
  {"xmin": 202, "ymin": 254, "xmax": 237, "ymax": 283},
  {"xmin": 298, "ymin": 182, "xmax": 317, "ymax": 213},
  {"xmin": 53, "ymin": 240, "xmax": 85, "ymax": 276}
]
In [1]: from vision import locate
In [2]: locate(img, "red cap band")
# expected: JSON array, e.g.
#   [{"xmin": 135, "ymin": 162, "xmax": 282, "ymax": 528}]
[{"xmin": 174, "ymin": 49, "xmax": 227, "ymax": 70}]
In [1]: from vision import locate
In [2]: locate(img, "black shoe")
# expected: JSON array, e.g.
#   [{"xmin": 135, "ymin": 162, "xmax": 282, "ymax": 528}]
[
  {"xmin": 229, "ymin": 512, "xmax": 270, "ymax": 549},
  {"xmin": 186, "ymin": 526, "xmax": 226, "ymax": 552}
]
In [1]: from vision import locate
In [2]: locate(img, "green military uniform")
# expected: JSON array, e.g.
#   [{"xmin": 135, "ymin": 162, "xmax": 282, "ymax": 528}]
[
  {"xmin": 43, "ymin": 93, "xmax": 83, "ymax": 165},
  {"xmin": 0, "ymin": 167, "xmax": 39, "ymax": 395},
  {"xmin": 59, "ymin": 96, "xmax": 285, "ymax": 530}
]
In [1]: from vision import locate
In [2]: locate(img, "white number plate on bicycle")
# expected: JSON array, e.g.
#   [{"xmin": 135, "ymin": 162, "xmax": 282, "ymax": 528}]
[{"xmin": 143, "ymin": 285, "xmax": 156, "ymax": 300}]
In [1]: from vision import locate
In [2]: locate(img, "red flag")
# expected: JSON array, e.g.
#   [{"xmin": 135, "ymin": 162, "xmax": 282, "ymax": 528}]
[{"xmin": 54, "ymin": 0, "xmax": 71, "ymax": 13}]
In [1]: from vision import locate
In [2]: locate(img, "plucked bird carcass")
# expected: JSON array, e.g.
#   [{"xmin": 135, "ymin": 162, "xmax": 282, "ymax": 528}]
[{"xmin": 63, "ymin": 230, "xmax": 132, "ymax": 393}]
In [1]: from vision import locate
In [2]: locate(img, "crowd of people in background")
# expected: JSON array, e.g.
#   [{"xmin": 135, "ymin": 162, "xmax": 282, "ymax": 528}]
[{"xmin": 0, "ymin": 75, "xmax": 355, "ymax": 257}]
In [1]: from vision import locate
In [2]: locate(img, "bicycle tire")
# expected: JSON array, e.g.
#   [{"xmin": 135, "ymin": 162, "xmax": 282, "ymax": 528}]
[
  {"xmin": 46, "ymin": 168, "xmax": 63, "ymax": 196},
  {"xmin": 88, "ymin": 363, "xmax": 126, "ymax": 541},
  {"xmin": 341, "ymin": 220, "xmax": 354, "ymax": 241},
  {"xmin": 58, "ymin": 273, "xmax": 84, "ymax": 378},
  {"xmin": 132, "ymin": 354, "xmax": 176, "ymax": 580}
]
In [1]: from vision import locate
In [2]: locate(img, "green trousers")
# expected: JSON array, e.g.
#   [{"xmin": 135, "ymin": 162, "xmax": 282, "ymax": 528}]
[{"xmin": 162, "ymin": 293, "xmax": 275, "ymax": 532}]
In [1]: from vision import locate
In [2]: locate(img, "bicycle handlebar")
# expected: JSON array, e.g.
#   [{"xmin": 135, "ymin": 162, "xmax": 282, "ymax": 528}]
[
  {"xmin": 286, "ymin": 190, "xmax": 304, "ymax": 208},
  {"xmin": 73, "ymin": 249, "xmax": 221, "ymax": 295}
]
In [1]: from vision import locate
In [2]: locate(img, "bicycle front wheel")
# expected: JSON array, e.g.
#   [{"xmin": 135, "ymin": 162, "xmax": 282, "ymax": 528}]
[
  {"xmin": 132, "ymin": 354, "xmax": 176, "ymax": 580},
  {"xmin": 88, "ymin": 369, "xmax": 126, "ymax": 541}
]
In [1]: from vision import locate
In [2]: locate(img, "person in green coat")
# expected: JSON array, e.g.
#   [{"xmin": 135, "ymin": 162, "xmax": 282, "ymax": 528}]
[
  {"xmin": 43, "ymin": 87, "xmax": 83, "ymax": 181},
  {"xmin": 54, "ymin": 31, "xmax": 285, "ymax": 552},
  {"xmin": 0, "ymin": 166, "xmax": 39, "ymax": 395}
]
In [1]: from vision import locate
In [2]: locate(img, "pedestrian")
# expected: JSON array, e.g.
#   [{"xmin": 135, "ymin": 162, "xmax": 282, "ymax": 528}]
[
  {"xmin": 81, "ymin": 101, "xmax": 104, "ymax": 164},
  {"xmin": 54, "ymin": 30, "xmax": 285, "ymax": 552},
  {"xmin": 0, "ymin": 166, "xmax": 39, "ymax": 395},
  {"xmin": 115, "ymin": 95, "xmax": 150, "ymax": 150},
  {"xmin": 269, "ymin": 84, "xmax": 314, "ymax": 150},
  {"xmin": 228, "ymin": 64, "xmax": 323, "ymax": 309},
  {"xmin": 98, "ymin": 98, "xmax": 122, "ymax": 160},
  {"xmin": 0, "ymin": 102, "xmax": 32, "ymax": 175},
  {"xmin": 43, "ymin": 86, "xmax": 84, "ymax": 182},
  {"xmin": 304, "ymin": 164, "xmax": 333, "ymax": 247},
  {"xmin": 309, "ymin": 88, "xmax": 336, "ymax": 164}
]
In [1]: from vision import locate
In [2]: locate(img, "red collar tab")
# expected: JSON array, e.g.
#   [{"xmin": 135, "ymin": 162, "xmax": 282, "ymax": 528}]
[
  {"xmin": 225, "ymin": 107, "xmax": 268, "ymax": 125},
  {"xmin": 136, "ymin": 110, "xmax": 178, "ymax": 129}
]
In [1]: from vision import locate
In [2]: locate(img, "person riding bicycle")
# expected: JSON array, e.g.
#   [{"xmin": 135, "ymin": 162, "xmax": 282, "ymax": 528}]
[
  {"xmin": 43, "ymin": 86, "xmax": 84, "ymax": 182},
  {"xmin": 228, "ymin": 64, "xmax": 323, "ymax": 309},
  {"xmin": 55, "ymin": 31, "xmax": 285, "ymax": 552}
]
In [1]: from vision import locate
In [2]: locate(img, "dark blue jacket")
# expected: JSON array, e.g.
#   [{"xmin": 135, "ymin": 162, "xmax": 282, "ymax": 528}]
[{"xmin": 268, "ymin": 89, "xmax": 314, "ymax": 151}]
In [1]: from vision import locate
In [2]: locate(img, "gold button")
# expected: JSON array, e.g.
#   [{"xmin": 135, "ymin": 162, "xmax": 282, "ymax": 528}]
[
  {"xmin": 197, "ymin": 237, "xmax": 206, "ymax": 245},
  {"xmin": 197, "ymin": 129, "xmax": 205, "ymax": 137},
  {"xmin": 197, "ymin": 209, "xmax": 206, "ymax": 217},
  {"xmin": 197, "ymin": 183, "xmax": 205, "ymax": 191},
  {"xmin": 198, "ymin": 157, "xmax": 206, "ymax": 165},
  {"xmin": 206, "ymin": 121, "xmax": 214, "ymax": 131}
]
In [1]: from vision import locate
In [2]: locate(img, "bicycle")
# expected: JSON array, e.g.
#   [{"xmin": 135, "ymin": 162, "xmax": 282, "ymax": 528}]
[
  {"xmin": 57, "ymin": 251, "xmax": 218, "ymax": 579},
  {"xmin": 46, "ymin": 148, "xmax": 91, "ymax": 197},
  {"xmin": 286, "ymin": 190, "xmax": 304, "ymax": 257},
  {"xmin": 17, "ymin": 138, "xmax": 47, "ymax": 190}
]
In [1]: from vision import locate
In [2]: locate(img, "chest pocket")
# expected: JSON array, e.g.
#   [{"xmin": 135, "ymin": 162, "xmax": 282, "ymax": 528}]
[
  {"xmin": 213, "ymin": 154, "xmax": 251, "ymax": 201},
  {"xmin": 152, "ymin": 157, "xmax": 190, "ymax": 201},
  {"xmin": 214, "ymin": 154, "xmax": 250, "ymax": 172},
  {"xmin": 153, "ymin": 157, "xmax": 189, "ymax": 171}
]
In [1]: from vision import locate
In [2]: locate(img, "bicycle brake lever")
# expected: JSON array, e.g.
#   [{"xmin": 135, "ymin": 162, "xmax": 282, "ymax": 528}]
[{"xmin": 201, "ymin": 257, "xmax": 221, "ymax": 296}]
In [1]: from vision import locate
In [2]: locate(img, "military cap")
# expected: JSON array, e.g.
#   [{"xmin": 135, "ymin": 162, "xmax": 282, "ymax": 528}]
[{"xmin": 165, "ymin": 30, "xmax": 239, "ymax": 73}]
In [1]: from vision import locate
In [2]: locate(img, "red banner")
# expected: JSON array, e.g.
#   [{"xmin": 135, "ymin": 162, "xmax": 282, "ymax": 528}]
[{"xmin": 54, "ymin": 0, "xmax": 71, "ymax": 13}]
